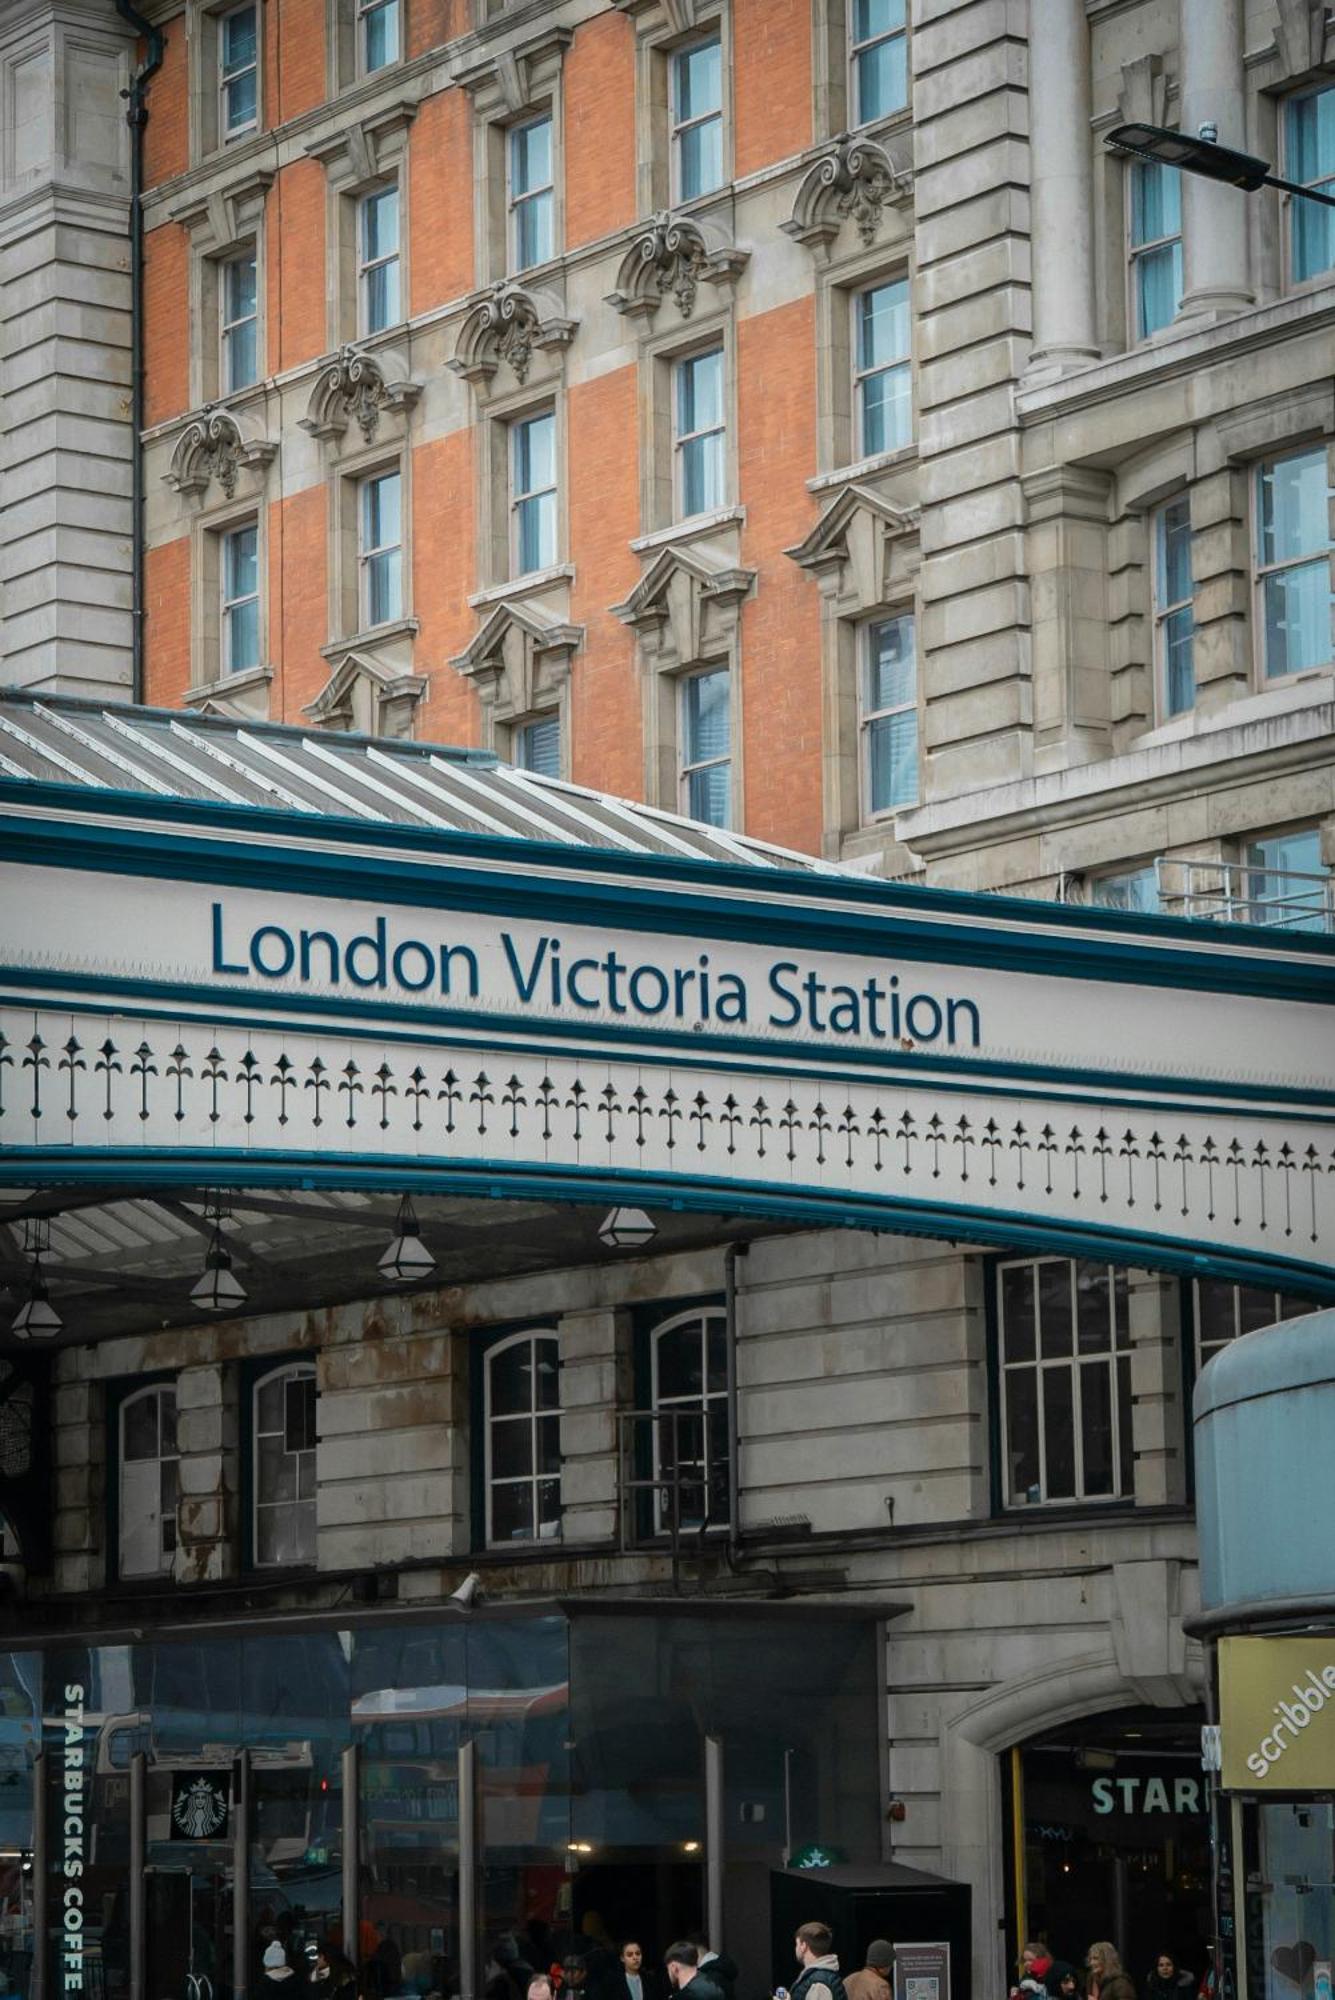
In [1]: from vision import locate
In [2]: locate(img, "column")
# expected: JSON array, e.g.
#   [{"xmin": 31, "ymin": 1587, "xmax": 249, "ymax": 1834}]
[
  {"xmin": 1026, "ymin": 0, "xmax": 1100, "ymax": 376},
  {"xmin": 1177, "ymin": 0, "xmax": 1253, "ymax": 320}
]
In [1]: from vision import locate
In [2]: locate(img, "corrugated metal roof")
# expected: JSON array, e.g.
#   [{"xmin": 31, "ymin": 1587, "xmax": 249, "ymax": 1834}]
[{"xmin": 0, "ymin": 689, "xmax": 836, "ymax": 873}]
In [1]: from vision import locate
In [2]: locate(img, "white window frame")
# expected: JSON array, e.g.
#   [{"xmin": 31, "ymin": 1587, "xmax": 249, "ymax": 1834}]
[
  {"xmin": 1254, "ymin": 447, "xmax": 1334, "ymax": 682},
  {"xmin": 252, "ymin": 1362, "xmax": 317, "ymax": 1569},
  {"xmin": 508, "ymin": 113, "xmax": 554, "ymax": 274},
  {"xmin": 1192, "ymin": 1279, "xmax": 1317, "ymax": 1374},
  {"xmin": 673, "ymin": 346, "xmax": 726, "ymax": 520},
  {"xmin": 1126, "ymin": 157, "xmax": 1183, "ymax": 341},
  {"xmin": 219, "ymin": 246, "xmax": 259, "ymax": 394},
  {"xmin": 514, "ymin": 711, "xmax": 561, "ymax": 776},
  {"xmin": 996, "ymin": 1257, "xmax": 1134, "ymax": 1510},
  {"xmin": 510, "ymin": 410, "xmax": 557, "ymax": 577},
  {"xmin": 849, "ymin": 0, "xmax": 907, "ymax": 128},
  {"xmin": 679, "ymin": 664, "xmax": 731, "ymax": 827},
  {"xmin": 650, "ymin": 1306, "xmax": 730, "ymax": 1533},
  {"xmin": 358, "ymin": 468, "xmax": 403, "ymax": 631},
  {"xmin": 118, "ymin": 1384, "xmax": 179, "ymax": 1581},
  {"xmin": 670, "ymin": 34, "xmax": 723, "ymax": 204},
  {"xmin": 358, "ymin": 183, "xmax": 401, "ymax": 337},
  {"xmin": 1281, "ymin": 82, "xmax": 1335, "ymax": 289},
  {"xmin": 1151, "ymin": 494, "xmax": 1195, "ymax": 718},
  {"xmin": 853, "ymin": 277, "xmax": 911, "ymax": 460},
  {"xmin": 483, "ymin": 1328, "xmax": 562, "ymax": 1548},
  {"xmin": 219, "ymin": 1, "xmax": 259, "ymax": 142},
  {"xmin": 859, "ymin": 611, "xmax": 917, "ymax": 819},
  {"xmin": 221, "ymin": 520, "xmax": 261, "ymax": 674},
  {"xmin": 358, "ymin": 0, "xmax": 400, "ymax": 74},
  {"xmin": 1087, "ymin": 863, "xmax": 1160, "ymax": 915}
]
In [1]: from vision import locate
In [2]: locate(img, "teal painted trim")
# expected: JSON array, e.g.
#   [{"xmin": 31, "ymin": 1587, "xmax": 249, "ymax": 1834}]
[
  {"xmin": 3, "ymin": 1146, "xmax": 1333, "ymax": 1301},
  {"xmin": 8, "ymin": 977, "xmax": 1333, "ymax": 1121},
  {"xmin": 6, "ymin": 799, "xmax": 1335, "ymax": 1004}
]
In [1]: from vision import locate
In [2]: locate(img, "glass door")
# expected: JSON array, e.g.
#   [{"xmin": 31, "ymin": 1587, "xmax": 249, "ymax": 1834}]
[{"xmin": 144, "ymin": 1767, "xmax": 234, "ymax": 2000}]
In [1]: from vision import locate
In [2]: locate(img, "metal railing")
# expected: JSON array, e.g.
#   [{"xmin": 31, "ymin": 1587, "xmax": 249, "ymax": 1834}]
[
  {"xmin": 1156, "ymin": 858, "xmax": 1334, "ymax": 934},
  {"xmin": 616, "ymin": 1405, "xmax": 731, "ymax": 1586}
]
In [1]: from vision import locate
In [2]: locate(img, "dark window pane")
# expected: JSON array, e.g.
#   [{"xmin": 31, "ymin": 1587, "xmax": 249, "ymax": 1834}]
[
  {"xmin": 537, "ymin": 1413, "xmax": 561, "ymax": 1476},
  {"xmin": 1080, "ymin": 1361, "xmax": 1114, "ymax": 1496},
  {"xmin": 1196, "ymin": 1278, "xmax": 1236, "ymax": 1354},
  {"xmin": 1038, "ymin": 1260, "xmax": 1074, "ymax": 1358},
  {"xmin": 1004, "ymin": 1368, "xmax": 1039, "ymax": 1504},
  {"xmin": 491, "ymin": 1416, "xmax": 533, "ymax": 1481},
  {"xmin": 124, "ymin": 1391, "xmax": 159, "ymax": 1461},
  {"xmin": 1074, "ymin": 1262, "xmax": 1111, "ymax": 1353},
  {"xmin": 534, "ymin": 1338, "xmax": 560, "ymax": 1408},
  {"xmin": 706, "ymin": 1314, "xmax": 727, "ymax": 1392},
  {"xmin": 1116, "ymin": 1355, "xmax": 1134, "ymax": 1494},
  {"xmin": 1111, "ymin": 1268, "xmax": 1130, "ymax": 1344},
  {"xmin": 1000, "ymin": 1263, "xmax": 1035, "ymax": 1363},
  {"xmin": 536, "ymin": 1479, "xmax": 561, "ymax": 1537},
  {"xmin": 657, "ymin": 1322, "xmax": 704, "ymax": 1400},
  {"xmin": 1278, "ymin": 1291, "xmax": 1315, "ymax": 1321},
  {"xmin": 285, "ymin": 1375, "xmax": 316, "ymax": 1452},
  {"xmin": 489, "ymin": 1340, "xmax": 532, "ymax": 1417},
  {"xmin": 1238, "ymin": 1285, "xmax": 1280, "ymax": 1334},
  {"xmin": 490, "ymin": 1481, "xmax": 534, "ymax": 1543},
  {"xmin": 1042, "ymin": 1369, "xmax": 1075, "ymax": 1500}
]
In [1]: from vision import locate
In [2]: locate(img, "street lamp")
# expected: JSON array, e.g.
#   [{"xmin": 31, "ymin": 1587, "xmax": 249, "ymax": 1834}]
[{"xmin": 1106, "ymin": 121, "xmax": 1335, "ymax": 209}]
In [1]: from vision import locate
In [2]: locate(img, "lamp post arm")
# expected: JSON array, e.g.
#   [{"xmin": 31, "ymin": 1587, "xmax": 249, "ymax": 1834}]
[{"xmin": 1262, "ymin": 171, "xmax": 1335, "ymax": 209}]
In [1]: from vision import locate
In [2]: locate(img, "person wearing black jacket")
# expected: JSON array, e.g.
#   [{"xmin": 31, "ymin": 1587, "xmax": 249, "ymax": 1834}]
[
  {"xmin": 1145, "ymin": 1954, "xmax": 1194, "ymax": 2000},
  {"xmin": 690, "ymin": 1936, "xmax": 738, "ymax": 2000}
]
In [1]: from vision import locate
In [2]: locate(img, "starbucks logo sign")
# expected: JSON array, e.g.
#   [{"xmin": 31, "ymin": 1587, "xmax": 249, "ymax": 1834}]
[{"xmin": 171, "ymin": 1773, "xmax": 230, "ymax": 1840}]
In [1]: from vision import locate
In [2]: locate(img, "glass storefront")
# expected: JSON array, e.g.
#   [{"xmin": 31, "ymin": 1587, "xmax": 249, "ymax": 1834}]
[
  {"xmin": 4, "ymin": 1605, "xmax": 879, "ymax": 2000},
  {"xmin": 1016, "ymin": 1708, "xmax": 1212, "ymax": 1983},
  {"xmin": 1240, "ymin": 1801, "xmax": 1335, "ymax": 2000}
]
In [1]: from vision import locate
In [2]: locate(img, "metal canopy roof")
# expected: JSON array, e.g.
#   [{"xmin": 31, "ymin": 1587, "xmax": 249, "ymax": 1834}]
[{"xmin": 0, "ymin": 687, "xmax": 835, "ymax": 874}]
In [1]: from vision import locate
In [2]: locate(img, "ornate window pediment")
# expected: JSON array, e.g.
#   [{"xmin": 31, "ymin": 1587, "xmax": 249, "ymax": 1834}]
[
  {"xmin": 305, "ymin": 649, "xmax": 427, "ymax": 738},
  {"xmin": 448, "ymin": 281, "xmax": 578, "ymax": 387},
  {"xmin": 606, "ymin": 212, "xmax": 750, "ymax": 322},
  {"xmin": 164, "ymin": 406, "xmax": 278, "ymax": 501},
  {"xmin": 1273, "ymin": 0, "xmax": 1335, "ymax": 76},
  {"xmin": 783, "ymin": 133, "xmax": 912, "ymax": 257},
  {"xmin": 299, "ymin": 345, "xmax": 422, "ymax": 444},
  {"xmin": 786, "ymin": 482, "xmax": 920, "ymax": 604},
  {"xmin": 612, "ymin": 543, "xmax": 755, "ymax": 671},
  {"xmin": 451, "ymin": 600, "xmax": 582, "ymax": 722}
]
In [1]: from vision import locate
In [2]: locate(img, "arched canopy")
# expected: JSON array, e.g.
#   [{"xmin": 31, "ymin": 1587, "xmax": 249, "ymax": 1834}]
[{"xmin": 1, "ymin": 688, "xmax": 1333, "ymax": 1307}]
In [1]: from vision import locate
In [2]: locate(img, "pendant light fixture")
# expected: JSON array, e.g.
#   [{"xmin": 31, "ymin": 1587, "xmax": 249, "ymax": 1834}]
[
  {"xmin": 379, "ymin": 1194, "xmax": 435, "ymax": 1283},
  {"xmin": 598, "ymin": 1206, "xmax": 657, "ymax": 1250},
  {"xmin": 11, "ymin": 1219, "xmax": 60, "ymax": 1341},
  {"xmin": 190, "ymin": 1195, "xmax": 246, "ymax": 1313}
]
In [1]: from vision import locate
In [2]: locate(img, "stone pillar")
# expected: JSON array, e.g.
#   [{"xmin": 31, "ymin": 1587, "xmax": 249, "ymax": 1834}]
[
  {"xmin": 1023, "ymin": 464, "xmax": 1114, "ymax": 772},
  {"xmin": 1177, "ymin": 0, "xmax": 1253, "ymax": 321},
  {"xmin": 0, "ymin": 0, "xmax": 136, "ymax": 697},
  {"xmin": 557, "ymin": 1308, "xmax": 629, "ymax": 1545},
  {"xmin": 913, "ymin": 2, "xmax": 1034, "ymax": 799},
  {"xmin": 1188, "ymin": 465, "xmax": 1250, "ymax": 714},
  {"xmin": 175, "ymin": 1362, "xmax": 238, "ymax": 1585},
  {"xmin": 52, "ymin": 1364, "xmax": 104, "ymax": 1594},
  {"xmin": 1126, "ymin": 1273, "xmax": 1187, "ymax": 1509},
  {"xmin": 1025, "ymin": 0, "xmax": 1100, "ymax": 378}
]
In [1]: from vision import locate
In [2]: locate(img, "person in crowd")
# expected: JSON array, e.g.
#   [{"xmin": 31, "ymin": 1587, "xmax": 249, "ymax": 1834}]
[
  {"xmin": 844, "ymin": 1941, "xmax": 894, "ymax": 2000},
  {"xmin": 1146, "ymin": 1955, "xmax": 1194, "ymax": 2000},
  {"xmin": 787, "ymin": 1924, "xmax": 847, "ymax": 2000},
  {"xmin": 311, "ymin": 1945, "xmax": 359, "ymax": 2000},
  {"xmin": 664, "ymin": 1943, "xmax": 723, "ymax": 2000},
  {"xmin": 1014, "ymin": 1945, "xmax": 1075, "ymax": 2000},
  {"xmin": 1058, "ymin": 1972, "xmax": 1082, "ymax": 2000},
  {"xmin": 1086, "ymin": 1944, "xmax": 1135, "ymax": 2000},
  {"xmin": 609, "ymin": 1940, "xmax": 666, "ymax": 2000},
  {"xmin": 689, "ymin": 1935, "xmax": 738, "ymax": 2000},
  {"xmin": 262, "ymin": 1942, "xmax": 302, "ymax": 1989},
  {"xmin": 528, "ymin": 1978, "xmax": 554, "ymax": 2000}
]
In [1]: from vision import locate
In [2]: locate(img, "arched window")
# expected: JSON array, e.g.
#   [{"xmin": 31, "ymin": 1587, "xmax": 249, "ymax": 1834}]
[
  {"xmin": 484, "ymin": 1330, "xmax": 560, "ymax": 1546},
  {"xmin": 119, "ymin": 1384, "xmax": 179, "ymax": 1579},
  {"xmin": 651, "ymin": 1307, "xmax": 729, "ymax": 1531},
  {"xmin": 0, "ymin": 1511, "xmax": 22, "ymax": 1563},
  {"xmin": 253, "ymin": 1362, "xmax": 317, "ymax": 1567}
]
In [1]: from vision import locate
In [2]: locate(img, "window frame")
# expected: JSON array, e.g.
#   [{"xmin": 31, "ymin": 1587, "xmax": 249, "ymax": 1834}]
[
  {"xmin": 678, "ymin": 662, "xmax": 732, "ymax": 828},
  {"xmin": 481, "ymin": 1326, "xmax": 562, "ymax": 1550},
  {"xmin": 1281, "ymin": 83, "xmax": 1335, "ymax": 290},
  {"xmin": 1126, "ymin": 155, "xmax": 1184, "ymax": 342},
  {"xmin": 673, "ymin": 344, "xmax": 727, "ymax": 521},
  {"xmin": 853, "ymin": 275, "xmax": 912, "ymax": 461},
  {"xmin": 358, "ymin": 467, "xmax": 404, "ymax": 632},
  {"xmin": 115, "ymin": 1380, "xmax": 180, "ymax": 1583},
  {"xmin": 513, "ymin": 711, "xmax": 562, "ymax": 777},
  {"xmin": 1086, "ymin": 863, "xmax": 1161, "ymax": 915},
  {"xmin": 994, "ymin": 1256, "xmax": 1135, "ymax": 1512},
  {"xmin": 250, "ymin": 1360, "xmax": 318, "ymax": 1571},
  {"xmin": 1191, "ymin": 1278, "xmax": 1318, "ymax": 1376},
  {"xmin": 509, "ymin": 408, "xmax": 558, "ymax": 577},
  {"xmin": 508, "ymin": 112, "xmax": 555, "ymax": 274},
  {"xmin": 1151, "ymin": 493, "xmax": 1195, "ymax": 719},
  {"xmin": 358, "ymin": 182, "xmax": 402, "ymax": 338},
  {"xmin": 220, "ymin": 519, "xmax": 261, "ymax": 675},
  {"xmin": 648, "ymin": 1304, "xmax": 731, "ymax": 1535},
  {"xmin": 218, "ymin": 0, "xmax": 260, "ymax": 143},
  {"xmin": 1253, "ymin": 445, "xmax": 1334, "ymax": 683},
  {"xmin": 859, "ymin": 610, "xmax": 918, "ymax": 820},
  {"xmin": 358, "ymin": 0, "xmax": 400, "ymax": 75},
  {"xmin": 849, "ymin": 0, "xmax": 908, "ymax": 129},
  {"xmin": 219, "ymin": 245, "xmax": 259, "ymax": 395},
  {"xmin": 670, "ymin": 32, "xmax": 724, "ymax": 204}
]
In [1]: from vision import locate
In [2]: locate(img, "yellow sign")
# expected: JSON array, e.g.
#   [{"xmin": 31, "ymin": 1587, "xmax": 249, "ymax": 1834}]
[{"xmin": 1219, "ymin": 1636, "xmax": 1335, "ymax": 1790}]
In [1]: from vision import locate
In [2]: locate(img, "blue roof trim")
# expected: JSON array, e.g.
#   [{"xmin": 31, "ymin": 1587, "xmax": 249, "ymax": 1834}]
[
  {"xmin": 6, "ymin": 805, "xmax": 1334, "ymax": 1007},
  {"xmin": 3, "ymin": 1146, "xmax": 1332, "ymax": 1301},
  {"xmin": 6, "ymin": 976, "xmax": 1333, "ymax": 1119}
]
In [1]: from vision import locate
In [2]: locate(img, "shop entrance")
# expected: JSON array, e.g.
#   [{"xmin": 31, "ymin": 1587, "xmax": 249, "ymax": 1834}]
[
  {"xmin": 1011, "ymin": 1708, "xmax": 1212, "ymax": 1983},
  {"xmin": 145, "ymin": 1864, "xmax": 230, "ymax": 2000}
]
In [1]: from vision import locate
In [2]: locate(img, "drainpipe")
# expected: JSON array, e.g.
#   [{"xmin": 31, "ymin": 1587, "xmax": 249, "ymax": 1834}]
[
  {"xmin": 113, "ymin": 0, "xmax": 165, "ymax": 705},
  {"xmin": 724, "ymin": 1242, "xmax": 747, "ymax": 1564}
]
